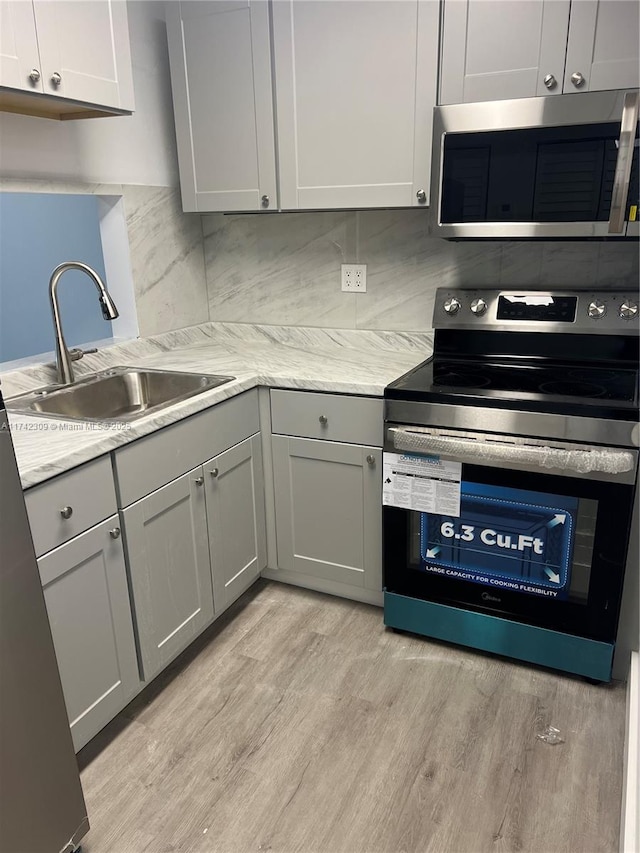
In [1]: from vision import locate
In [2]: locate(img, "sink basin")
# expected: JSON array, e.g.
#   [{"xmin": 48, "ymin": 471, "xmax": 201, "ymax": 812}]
[{"xmin": 7, "ymin": 366, "xmax": 235, "ymax": 423}]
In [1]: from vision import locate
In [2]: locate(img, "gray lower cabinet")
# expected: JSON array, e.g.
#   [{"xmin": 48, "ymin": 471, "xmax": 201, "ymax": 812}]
[
  {"xmin": 121, "ymin": 467, "xmax": 214, "ymax": 682},
  {"xmin": 204, "ymin": 434, "xmax": 267, "ymax": 615},
  {"xmin": 272, "ymin": 436, "xmax": 382, "ymax": 592},
  {"xmin": 38, "ymin": 515, "xmax": 139, "ymax": 752}
]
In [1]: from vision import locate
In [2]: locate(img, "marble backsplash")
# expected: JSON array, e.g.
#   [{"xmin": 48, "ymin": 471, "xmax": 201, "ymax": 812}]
[
  {"xmin": 2, "ymin": 178, "xmax": 638, "ymax": 341},
  {"xmin": 203, "ymin": 209, "xmax": 640, "ymax": 332}
]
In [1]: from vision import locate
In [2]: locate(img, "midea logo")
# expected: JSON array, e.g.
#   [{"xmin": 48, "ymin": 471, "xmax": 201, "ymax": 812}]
[{"xmin": 481, "ymin": 592, "xmax": 501, "ymax": 603}]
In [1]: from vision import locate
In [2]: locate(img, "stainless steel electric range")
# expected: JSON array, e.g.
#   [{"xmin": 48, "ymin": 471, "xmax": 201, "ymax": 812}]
[{"xmin": 383, "ymin": 289, "xmax": 639, "ymax": 682}]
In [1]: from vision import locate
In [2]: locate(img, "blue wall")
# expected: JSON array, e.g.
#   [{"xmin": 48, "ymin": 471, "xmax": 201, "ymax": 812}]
[{"xmin": 0, "ymin": 193, "xmax": 112, "ymax": 363}]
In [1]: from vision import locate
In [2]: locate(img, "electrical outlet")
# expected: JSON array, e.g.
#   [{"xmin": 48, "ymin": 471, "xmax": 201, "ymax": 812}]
[{"xmin": 341, "ymin": 263, "xmax": 367, "ymax": 292}]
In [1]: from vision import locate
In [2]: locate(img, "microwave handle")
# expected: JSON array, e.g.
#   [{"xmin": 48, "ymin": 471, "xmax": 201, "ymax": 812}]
[{"xmin": 608, "ymin": 90, "xmax": 639, "ymax": 235}]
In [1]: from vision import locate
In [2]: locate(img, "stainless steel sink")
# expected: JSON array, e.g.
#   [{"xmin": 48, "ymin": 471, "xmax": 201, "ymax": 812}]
[{"xmin": 7, "ymin": 367, "xmax": 235, "ymax": 423}]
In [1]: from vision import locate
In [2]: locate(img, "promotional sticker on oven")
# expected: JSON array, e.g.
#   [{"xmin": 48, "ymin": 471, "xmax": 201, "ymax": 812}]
[{"xmin": 419, "ymin": 483, "xmax": 579, "ymax": 600}]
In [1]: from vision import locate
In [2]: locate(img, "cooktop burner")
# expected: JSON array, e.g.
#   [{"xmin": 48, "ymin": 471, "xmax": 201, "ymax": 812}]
[{"xmin": 538, "ymin": 380, "xmax": 606, "ymax": 398}]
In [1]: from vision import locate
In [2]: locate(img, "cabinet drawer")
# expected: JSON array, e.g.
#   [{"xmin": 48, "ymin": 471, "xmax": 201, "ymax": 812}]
[
  {"xmin": 25, "ymin": 456, "xmax": 117, "ymax": 558},
  {"xmin": 270, "ymin": 390, "xmax": 383, "ymax": 447},
  {"xmin": 114, "ymin": 390, "xmax": 260, "ymax": 507}
]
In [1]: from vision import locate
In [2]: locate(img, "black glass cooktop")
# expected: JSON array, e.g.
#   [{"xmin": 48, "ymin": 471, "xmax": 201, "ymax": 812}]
[{"xmin": 386, "ymin": 356, "xmax": 640, "ymax": 420}]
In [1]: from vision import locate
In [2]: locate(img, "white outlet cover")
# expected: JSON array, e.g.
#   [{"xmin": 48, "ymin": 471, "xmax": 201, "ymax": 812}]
[{"xmin": 341, "ymin": 263, "xmax": 367, "ymax": 292}]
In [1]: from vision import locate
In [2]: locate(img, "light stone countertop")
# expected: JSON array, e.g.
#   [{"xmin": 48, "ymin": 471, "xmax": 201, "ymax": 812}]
[{"xmin": 2, "ymin": 323, "xmax": 432, "ymax": 490}]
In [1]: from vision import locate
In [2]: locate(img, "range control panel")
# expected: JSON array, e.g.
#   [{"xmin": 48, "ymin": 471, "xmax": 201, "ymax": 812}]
[{"xmin": 435, "ymin": 290, "xmax": 640, "ymax": 335}]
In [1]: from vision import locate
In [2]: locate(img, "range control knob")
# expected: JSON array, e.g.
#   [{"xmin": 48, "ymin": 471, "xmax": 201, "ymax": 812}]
[
  {"xmin": 587, "ymin": 299, "xmax": 606, "ymax": 319},
  {"xmin": 470, "ymin": 298, "xmax": 488, "ymax": 316},
  {"xmin": 620, "ymin": 300, "xmax": 638, "ymax": 320},
  {"xmin": 443, "ymin": 297, "xmax": 461, "ymax": 315}
]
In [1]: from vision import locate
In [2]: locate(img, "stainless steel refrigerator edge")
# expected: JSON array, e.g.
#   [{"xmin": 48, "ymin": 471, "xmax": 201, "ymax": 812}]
[{"xmin": 0, "ymin": 396, "xmax": 89, "ymax": 853}]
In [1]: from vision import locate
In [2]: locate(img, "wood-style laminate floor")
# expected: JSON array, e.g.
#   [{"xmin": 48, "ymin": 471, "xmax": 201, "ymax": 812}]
[{"xmin": 79, "ymin": 580, "xmax": 626, "ymax": 853}]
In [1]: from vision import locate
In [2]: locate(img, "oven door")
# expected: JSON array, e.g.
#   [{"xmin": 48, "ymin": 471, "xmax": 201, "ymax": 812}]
[{"xmin": 383, "ymin": 425, "xmax": 638, "ymax": 644}]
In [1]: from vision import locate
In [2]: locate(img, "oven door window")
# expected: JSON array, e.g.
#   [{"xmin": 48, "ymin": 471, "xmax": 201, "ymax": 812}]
[
  {"xmin": 385, "ymin": 462, "xmax": 634, "ymax": 642},
  {"xmin": 414, "ymin": 483, "xmax": 594, "ymax": 604}
]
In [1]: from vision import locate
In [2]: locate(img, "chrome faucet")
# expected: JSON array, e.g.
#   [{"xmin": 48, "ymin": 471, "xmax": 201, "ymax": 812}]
[{"xmin": 49, "ymin": 261, "xmax": 119, "ymax": 385}]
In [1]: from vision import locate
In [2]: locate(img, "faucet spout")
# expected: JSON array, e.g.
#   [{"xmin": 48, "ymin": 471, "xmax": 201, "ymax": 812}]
[{"xmin": 49, "ymin": 261, "xmax": 119, "ymax": 385}]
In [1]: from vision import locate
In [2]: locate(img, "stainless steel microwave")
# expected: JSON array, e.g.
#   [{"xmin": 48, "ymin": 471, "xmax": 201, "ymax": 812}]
[{"xmin": 431, "ymin": 90, "xmax": 639, "ymax": 239}]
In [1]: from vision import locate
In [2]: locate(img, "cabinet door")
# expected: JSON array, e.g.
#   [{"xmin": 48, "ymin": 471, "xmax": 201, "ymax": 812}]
[
  {"xmin": 166, "ymin": 0, "xmax": 277, "ymax": 213},
  {"xmin": 31, "ymin": 0, "xmax": 134, "ymax": 109},
  {"xmin": 564, "ymin": 0, "xmax": 640, "ymax": 93},
  {"xmin": 272, "ymin": 436, "xmax": 382, "ymax": 591},
  {"xmin": 439, "ymin": 0, "xmax": 570, "ymax": 103},
  {"xmin": 272, "ymin": 0, "xmax": 439, "ymax": 209},
  {"xmin": 122, "ymin": 468, "xmax": 214, "ymax": 682},
  {"xmin": 38, "ymin": 515, "xmax": 139, "ymax": 752},
  {"xmin": 204, "ymin": 434, "xmax": 267, "ymax": 613},
  {"xmin": 0, "ymin": 2, "xmax": 42, "ymax": 93}
]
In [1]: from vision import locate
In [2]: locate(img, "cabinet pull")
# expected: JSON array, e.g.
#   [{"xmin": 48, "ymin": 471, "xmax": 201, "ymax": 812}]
[
  {"xmin": 194, "ymin": 476, "xmax": 204, "ymax": 486},
  {"xmin": 109, "ymin": 527, "xmax": 121, "ymax": 540},
  {"xmin": 416, "ymin": 189, "xmax": 427, "ymax": 204},
  {"xmin": 318, "ymin": 415, "xmax": 328, "ymax": 425},
  {"xmin": 366, "ymin": 454, "xmax": 376, "ymax": 466},
  {"xmin": 50, "ymin": 72, "xmax": 62, "ymax": 87},
  {"xmin": 261, "ymin": 194, "xmax": 270, "ymax": 208},
  {"xmin": 209, "ymin": 468, "xmax": 219, "ymax": 478},
  {"xmin": 543, "ymin": 74, "xmax": 557, "ymax": 90},
  {"xmin": 28, "ymin": 68, "xmax": 41, "ymax": 83},
  {"xmin": 570, "ymin": 71, "xmax": 585, "ymax": 87},
  {"xmin": 60, "ymin": 506, "xmax": 73, "ymax": 519}
]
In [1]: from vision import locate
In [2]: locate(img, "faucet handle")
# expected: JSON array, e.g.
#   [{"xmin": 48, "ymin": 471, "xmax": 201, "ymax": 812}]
[{"xmin": 68, "ymin": 347, "xmax": 98, "ymax": 362}]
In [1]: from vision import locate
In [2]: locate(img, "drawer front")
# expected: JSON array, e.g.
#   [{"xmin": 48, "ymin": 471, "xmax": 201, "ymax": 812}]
[
  {"xmin": 270, "ymin": 390, "xmax": 383, "ymax": 447},
  {"xmin": 25, "ymin": 456, "xmax": 117, "ymax": 557},
  {"xmin": 114, "ymin": 390, "xmax": 260, "ymax": 507}
]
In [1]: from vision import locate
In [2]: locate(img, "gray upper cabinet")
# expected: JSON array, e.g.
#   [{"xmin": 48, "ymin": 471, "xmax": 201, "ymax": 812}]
[
  {"xmin": 167, "ymin": 0, "xmax": 439, "ymax": 212},
  {"xmin": 439, "ymin": 0, "xmax": 571, "ymax": 103},
  {"xmin": 439, "ymin": 0, "xmax": 639, "ymax": 105},
  {"xmin": 204, "ymin": 434, "xmax": 267, "ymax": 614},
  {"xmin": 0, "ymin": 0, "xmax": 134, "ymax": 117},
  {"xmin": 122, "ymin": 468, "xmax": 214, "ymax": 682},
  {"xmin": 272, "ymin": 0, "xmax": 439, "ymax": 209},
  {"xmin": 563, "ymin": 0, "xmax": 640, "ymax": 94},
  {"xmin": 165, "ymin": 0, "xmax": 277, "ymax": 213},
  {"xmin": 38, "ymin": 516, "xmax": 139, "ymax": 752}
]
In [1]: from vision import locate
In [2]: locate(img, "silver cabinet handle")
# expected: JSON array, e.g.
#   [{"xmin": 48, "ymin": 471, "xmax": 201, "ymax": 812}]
[
  {"xmin": 28, "ymin": 68, "xmax": 41, "ymax": 83},
  {"xmin": 261, "ymin": 194, "xmax": 270, "ymax": 208},
  {"xmin": 60, "ymin": 506, "xmax": 73, "ymax": 519},
  {"xmin": 109, "ymin": 527, "xmax": 121, "ymax": 540},
  {"xmin": 318, "ymin": 415, "xmax": 328, "ymax": 425},
  {"xmin": 209, "ymin": 468, "xmax": 219, "ymax": 478},
  {"xmin": 570, "ymin": 71, "xmax": 585, "ymax": 87},
  {"xmin": 543, "ymin": 74, "xmax": 556, "ymax": 90},
  {"xmin": 194, "ymin": 476, "xmax": 204, "ymax": 486},
  {"xmin": 366, "ymin": 454, "xmax": 376, "ymax": 466},
  {"xmin": 50, "ymin": 72, "xmax": 62, "ymax": 87},
  {"xmin": 416, "ymin": 189, "xmax": 427, "ymax": 204},
  {"xmin": 609, "ymin": 91, "xmax": 639, "ymax": 234}
]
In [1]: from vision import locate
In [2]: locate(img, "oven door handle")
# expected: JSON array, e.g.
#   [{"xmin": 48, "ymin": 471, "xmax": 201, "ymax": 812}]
[{"xmin": 390, "ymin": 429, "xmax": 636, "ymax": 475}]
